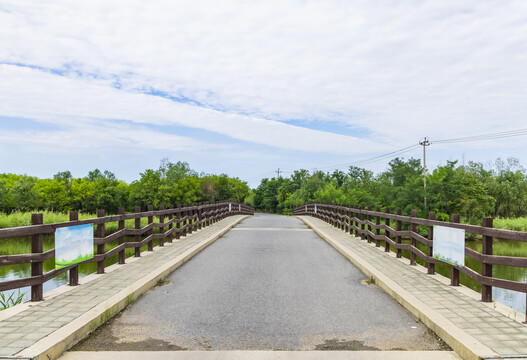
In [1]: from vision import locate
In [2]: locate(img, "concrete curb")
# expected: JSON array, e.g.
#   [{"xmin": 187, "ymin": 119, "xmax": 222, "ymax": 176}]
[
  {"xmin": 60, "ymin": 350, "xmax": 462, "ymax": 360},
  {"xmin": 298, "ymin": 216, "xmax": 498, "ymax": 360},
  {"xmin": 17, "ymin": 215, "xmax": 250, "ymax": 360}
]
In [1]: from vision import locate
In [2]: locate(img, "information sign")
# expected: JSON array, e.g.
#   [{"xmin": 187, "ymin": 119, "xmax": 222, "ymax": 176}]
[
  {"xmin": 55, "ymin": 224, "xmax": 94, "ymax": 269},
  {"xmin": 433, "ymin": 225, "xmax": 465, "ymax": 268}
]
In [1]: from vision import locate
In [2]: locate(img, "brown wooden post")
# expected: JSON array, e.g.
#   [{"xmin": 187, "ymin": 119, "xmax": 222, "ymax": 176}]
[
  {"xmin": 354, "ymin": 205, "xmax": 359, "ymax": 237},
  {"xmin": 428, "ymin": 211, "xmax": 436, "ymax": 275},
  {"xmin": 176, "ymin": 204, "xmax": 181, "ymax": 240},
  {"xmin": 134, "ymin": 206, "xmax": 141, "ymax": 257},
  {"xmin": 410, "ymin": 210, "xmax": 417, "ymax": 265},
  {"xmin": 31, "ymin": 213, "xmax": 43, "ymax": 301},
  {"xmin": 147, "ymin": 206, "xmax": 153, "ymax": 251},
  {"xmin": 167, "ymin": 204, "xmax": 174, "ymax": 243},
  {"xmin": 367, "ymin": 206, "xmax": 373, "ymax": 243},
  {"xmin": 197, "ymin": 202, "xmax": 202, "ymax": 230},
  {"xmin": 482, "ymin": 217, "xmax": 493, "ymax": 302},
  {"xmin": 188, "ymin": 204, "xmax": 193, "ymax": 235},
  {"xmin": 347, "ymin": 205, "xmax": 353, "ymax": 234},
  {"xmin": 96, "ymin": 209, "xmax": 105, "ymax": 274},
  {"xmin": 360, "ymin": 205, "xmax": 365, "ymax": 240},
  {"xmin": 395, "ymin": 209, "xmax": 402, "ymax": 258},
  {"xmin": 193, "ymin": 202, "xmax": 199, "ymax": 232},
  {"xmin": 117, "ymin": 207, "xmax": 125, "ymax": 264},
  {"xmin": 384, "ymin": 207, "xmax": 390, "ymax": 252},
  {"xmin": 375, "ymin": 206, "xmax": 381, "ymax": 247},
  {"xmin": 68, "ymin": 211, "xmax": 79, "ymax": 286},
  {"xmin": 182, "ymin": 204, "xmax": 188, "ymax": 236},
  {"xmin": 450, "ymin": 214, "xmax": 461, "ymax": 286},
  {"xmin": 159, "ymin": 205, "xmax": 165, "ymax": 247}
]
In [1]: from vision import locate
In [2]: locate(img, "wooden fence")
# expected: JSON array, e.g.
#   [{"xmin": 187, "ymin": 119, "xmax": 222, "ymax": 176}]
[
  {"xmin": 0, "ymin": 201, "xmax": 254, "ymax": 301},
  {"xmin": 294, "ymin": 203, "xmax": 527, "ymax": 309}
]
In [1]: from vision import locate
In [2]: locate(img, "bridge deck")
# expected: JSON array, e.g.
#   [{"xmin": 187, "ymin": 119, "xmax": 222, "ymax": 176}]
[
  {"xmin": 299, "ymin": 215, "xmax": 527, "ymax": 359},
  {"xmin": 0, "ymin": 215, "xmax": 248, "ymax": 359}
]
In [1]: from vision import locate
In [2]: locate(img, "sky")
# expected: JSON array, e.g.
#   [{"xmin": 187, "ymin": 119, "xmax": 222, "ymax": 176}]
[{"xmin": 1, "ymin": 0, "xmax": 527, "ymax": 188}]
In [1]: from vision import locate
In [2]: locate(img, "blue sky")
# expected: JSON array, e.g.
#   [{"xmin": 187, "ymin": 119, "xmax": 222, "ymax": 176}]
[{"xmin": 1, "ymin": 1, "xmax": 527, "ymax": 187}]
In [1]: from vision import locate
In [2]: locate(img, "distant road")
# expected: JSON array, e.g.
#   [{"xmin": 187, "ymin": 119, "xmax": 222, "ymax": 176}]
[{"xmin": 73, "ymin": 213, "xmax": 447, "ymax": 351}]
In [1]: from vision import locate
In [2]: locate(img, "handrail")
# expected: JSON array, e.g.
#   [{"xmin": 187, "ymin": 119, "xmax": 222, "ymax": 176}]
[{"xmin": 0, "ymin": 201, "xmax": 254, "ymax": 300}]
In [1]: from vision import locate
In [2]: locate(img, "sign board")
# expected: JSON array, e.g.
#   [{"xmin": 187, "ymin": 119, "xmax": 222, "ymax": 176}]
[
  {"xmin": 314, "ymin": 204, "xmax": 317, "ymax": 214},
  {"xmin": 433, "ymin": 225, "xmax": 465, "ymax": 268},
  {"xmin": 229, "ymin": 203, "xmax": 232, "ymax": 212},
  {"xmin": 239, "ymin": 204, "xmax": 241, "ymax": 211},
  {"xmin": 55, "ymin": 224, "xmax": 94, "ymax": 269}
]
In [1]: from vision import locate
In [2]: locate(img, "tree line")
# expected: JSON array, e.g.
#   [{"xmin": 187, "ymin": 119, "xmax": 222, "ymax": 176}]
[
  {"xmin": 250, "ymin": 157, "xmax": 527, "ymax": 223},
  {"xmin": 0, "ymin": 159, "xmax": 250, "ymax": 214}
]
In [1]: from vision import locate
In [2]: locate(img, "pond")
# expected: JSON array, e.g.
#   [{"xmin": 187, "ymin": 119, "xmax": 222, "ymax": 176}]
[{"xmin": 0, "ymin": 234, "xmax": 162, "ymax": 305}]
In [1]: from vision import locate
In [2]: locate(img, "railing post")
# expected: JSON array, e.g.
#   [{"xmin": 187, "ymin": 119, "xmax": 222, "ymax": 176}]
[
  {"xmin": 375, "ymin": 206, "xmax": 381, "ymax": 247},
  {"xmin": 147, "ymin": 206, "xmax": 154, "ymax": 251},
  {"xmin": 168, "ymin": 204, "xmax": 174, "ymax": 243},
  {"xmin": 118, "ymin": 207, "xmax": 126, "ymax": 264},
  {"xmin": 360, "ymin": 205, "xmax": 365, "ymax": 240},
  {"xmin": 31, "ymin": 213, "xmax": 43, "ymax": 301},
  {"xmin": 176, "ymin": 204, "xmax": 181, "ymax": 239},
  {"xmin": 396, "ymin": 209, "xmax": 402, "ymax": 258},
  {"xmin": 96, "ymin": 209, "xmax": 105, "ymax": 274},
  {"xmin": 159, "ymin": 205, "xmax": 165, "ymax": 247},
  {"xmin": 69, "ymin": 211, "xmax": 79, "ymax": 286},
  {"xmin": 188, "ymin": 204, "xmax": 194, "ymax": 235},
  {"xmin": 198, "ymin": 202, "xmax": 202, "ymax": 230},
  {"xmin": 384, "ymin": 207, "xmax": 390, "ymax": 252},
  {"xmin": 410, "ymin": 210, "xmax": 417, "ymax": 265},
  {"xmin": 367, "ymin": 206, "xmax": 372, "ymax": 243},
  {"xmin": 347, "ymin": 205, "xmax": 352, "ymax": 234},
  {"xmin": 482, "ymin": 217, "xmax": 493, "ymax": 302},
  {"xmin": 193, "ymin": 202, "xmax": 199, "ymax": 232},
  {"xmin": 354, "ymin": 205, "xmax": 359, "ymax": 237},
  {"xmin": 182, "ymin": 204, "xmax": 189, "ymax": 235},
  {"xmin": 451, "ymin": 214, "xmax": 461, "ymax": 286},
  {"xmin": 427, "ymin": 211, "xmax": 436, "ymax": 275},
  {"xmin": 134, "ymin": 206, "xmax": 141, "ymax": 257}
]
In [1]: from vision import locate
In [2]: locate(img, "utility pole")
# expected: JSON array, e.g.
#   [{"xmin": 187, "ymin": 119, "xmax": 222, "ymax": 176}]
[
  {"xmin": 276, "ymin": 168, "xmax": 282, "ymax": 179},
  {"xmin": 419, "ymin": 137, "xmax": 431, "ymax": 211}
]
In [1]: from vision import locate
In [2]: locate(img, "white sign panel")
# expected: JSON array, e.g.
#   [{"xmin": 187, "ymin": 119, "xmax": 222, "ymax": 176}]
[
  {"xmin": 433, "ymin": 225, "xmax": 465, "ymax": 268},
  {"xmin": 239, "ymin": 204, "xmax": 241, "ymax": 211},
  {"xmin": 229, "ymin": 203, "xmax": 232, "ymax": 212},
  {"xmin": 55, "ymin": 224, "xmax": 94, "ymax": 269},
  {"xmin": 314, "ymin": 204, "xmax": 317, "ymax": 214}
]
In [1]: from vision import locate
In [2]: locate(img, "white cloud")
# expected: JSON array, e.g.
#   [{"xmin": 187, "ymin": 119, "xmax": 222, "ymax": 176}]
[
  {"xmin": 0, "ymin": 64, "xmax": 383, "ymax": 154},
  {"xmin": 1, "ymin": 0, "xmax": 527, "ymax": 177}
]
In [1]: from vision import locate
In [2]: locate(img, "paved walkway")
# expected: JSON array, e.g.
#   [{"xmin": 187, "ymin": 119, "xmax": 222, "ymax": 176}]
[
  {"xmin": 299, "ymin": 216, "xmax": 527, "ymax": 360},
  {"xmin": 71, "ymin": 213, "xmax": 447, "ymax": 352},
  {"xmin": 0, "ymin": 215, "xmax": 247, "ymax": 359}
]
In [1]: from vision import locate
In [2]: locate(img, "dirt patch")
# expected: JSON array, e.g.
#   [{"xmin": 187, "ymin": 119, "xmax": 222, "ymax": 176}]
[{"xmin": 315, "ymin": 338, "xmax": 379, "ymax": 351}]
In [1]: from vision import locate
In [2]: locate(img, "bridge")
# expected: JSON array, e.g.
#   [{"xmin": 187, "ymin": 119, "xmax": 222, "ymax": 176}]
[{"xmin": 0, "ymin": 202, "xmax": 526, "ymax": 360}]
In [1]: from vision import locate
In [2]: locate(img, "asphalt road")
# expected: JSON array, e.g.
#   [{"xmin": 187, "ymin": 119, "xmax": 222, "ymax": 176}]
[{"xmin": 73, "ymin": 214, "xmax": 448, "ymax": 351}]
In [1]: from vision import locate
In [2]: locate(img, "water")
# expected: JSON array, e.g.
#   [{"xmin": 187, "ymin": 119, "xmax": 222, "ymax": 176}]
[{"xmin": 0, "ymin": 234, "xmax": 159, "ymax": 304}]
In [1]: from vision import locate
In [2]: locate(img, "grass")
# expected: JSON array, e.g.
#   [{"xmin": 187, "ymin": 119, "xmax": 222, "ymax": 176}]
[
  {"xmin": 494, "ymin": 217, "xmax": 527, "ymax": 233},
  {"xmin": 0, "ymin": 289, "xmax": 25, "ymax": 310},
  {"xmin": 0, "ymin": 210, "xmax": 161, "ymax": 235}
]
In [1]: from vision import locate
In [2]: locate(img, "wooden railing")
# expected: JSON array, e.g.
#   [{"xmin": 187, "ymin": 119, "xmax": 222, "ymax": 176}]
[
  {"xmin": 0, "ymin": 201, "xmax": 254, "ymax": 301},
  {"xmin": 294, "ymin": 203, "xmax": 527, "ymax": 307}
]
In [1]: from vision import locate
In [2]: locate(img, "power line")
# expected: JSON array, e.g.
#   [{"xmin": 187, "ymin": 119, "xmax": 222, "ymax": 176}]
[
  {"xmin": 432, "ymin": 128, "xmax": 527, "ymax": 144},
  {"xmin": 316, "ymin": 144, "xmax": 421, "ymax": 171}
]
